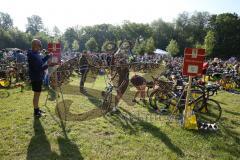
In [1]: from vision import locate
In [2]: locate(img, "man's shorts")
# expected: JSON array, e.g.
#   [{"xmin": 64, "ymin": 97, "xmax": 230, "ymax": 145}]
[{"xmin": 31, "ymin": 81, "xmax": 42, "ymax": 92}]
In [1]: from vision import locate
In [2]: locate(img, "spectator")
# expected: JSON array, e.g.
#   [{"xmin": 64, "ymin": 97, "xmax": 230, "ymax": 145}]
[
  {"xmin": 27, "ymin": 39, "xmax": 51, "ymax": 117},
  {"xmin": 79, "ymin": 51, "xmax": 89, "ymax": 94}
]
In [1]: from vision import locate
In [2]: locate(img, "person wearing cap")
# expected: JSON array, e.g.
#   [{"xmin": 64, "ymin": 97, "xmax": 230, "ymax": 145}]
[{"xmin": 27, "ymin": 39, "xmax": 51, "ymax": 117}]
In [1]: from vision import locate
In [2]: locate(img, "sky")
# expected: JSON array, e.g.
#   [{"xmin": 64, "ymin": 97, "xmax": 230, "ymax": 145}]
[{"xmin": 0, "ymin": 0, "xmax": 239, "ymax": 33}]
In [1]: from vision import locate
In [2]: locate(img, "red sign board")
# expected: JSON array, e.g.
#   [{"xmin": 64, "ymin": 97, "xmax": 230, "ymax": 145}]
[
  {"xmin": 48, "ymin": 43, "xmax": 61, "ymax": 65},
  {"xmin": 182, "ymin": 48, "xmax": 205, "ymax": 76}
]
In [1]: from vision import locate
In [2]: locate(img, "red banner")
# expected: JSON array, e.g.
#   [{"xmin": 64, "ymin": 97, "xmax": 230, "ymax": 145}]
[
  {"xmin": 48, "ymin": 43, "xmax": 61, "ymax": 65},
  {"xmin": 182, "ymin": 48, "xmax": 205, "ymax": 76}
]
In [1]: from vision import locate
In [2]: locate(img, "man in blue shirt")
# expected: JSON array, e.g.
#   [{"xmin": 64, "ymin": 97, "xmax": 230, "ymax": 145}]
[{"xmin": 27, "ymin": 39, "xmax": 51, "ymax": 117}]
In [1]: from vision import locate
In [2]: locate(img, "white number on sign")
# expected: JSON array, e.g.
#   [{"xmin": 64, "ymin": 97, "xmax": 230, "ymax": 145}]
[
  {"xmin": 187, "ymin": 65, "xmax": 198, "ymax": 73},
  {"xmin": 192, "ymin": 49, "xmax": 198, "ymax": 58},
  {"xmin": 52, "ymin": 57, "xmax": 58, "ymax": 63}
]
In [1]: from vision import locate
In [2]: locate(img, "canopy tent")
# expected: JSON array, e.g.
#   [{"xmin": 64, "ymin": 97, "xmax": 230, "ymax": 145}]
[{"xmin": 154, "ymin": 49, "xmax": 169, "ymax": 55}]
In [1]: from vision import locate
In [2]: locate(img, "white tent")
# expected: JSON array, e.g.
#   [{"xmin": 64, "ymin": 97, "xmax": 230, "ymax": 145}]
[{"xmin": 154, "ymin": 49, "xmax": 169, "ymax": 55}]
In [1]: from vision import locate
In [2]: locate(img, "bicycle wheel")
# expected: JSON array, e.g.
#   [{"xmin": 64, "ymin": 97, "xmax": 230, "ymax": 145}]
[
  {"xmin": 102, "ymin": 91, "xmax": 112, "ymax": 111},
  {"xmin": 194, "ymin": 98, "xmax": 222, "ymax": 123},
  {"xmin": 149, "ymin": 90, "xmax": 175, "ymax": 113},
  {"xmin": 0, "ymin": 90, "xmax": 10, "ymax": 98}
]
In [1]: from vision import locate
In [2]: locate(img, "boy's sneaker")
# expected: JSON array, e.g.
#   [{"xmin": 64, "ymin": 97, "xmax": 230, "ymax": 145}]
[{"xmin": 34, "ymin": 109, "xmax": 46, "ymax": 118}]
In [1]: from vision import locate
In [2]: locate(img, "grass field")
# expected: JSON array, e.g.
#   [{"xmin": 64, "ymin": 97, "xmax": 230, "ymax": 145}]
[{"xmin": 0, "ymin": 70, "xmax": 240, "ymax": 160}]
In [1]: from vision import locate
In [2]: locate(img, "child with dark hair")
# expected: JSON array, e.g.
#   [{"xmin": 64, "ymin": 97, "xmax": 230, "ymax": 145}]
[{"xmin": 130, "ymin": 74, "xmax": 147, "ymax": 104}]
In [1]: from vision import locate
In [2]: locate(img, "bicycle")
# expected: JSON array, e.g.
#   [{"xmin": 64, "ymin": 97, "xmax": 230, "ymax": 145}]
[
  {"xmin": 101, "ymin": 67, "xmax": 118, "ymax": 111},
  {"xmin": 169, "ymin": 83, "xmax": 222, "ymax": 123},
  {"xmin": 148, "ymin": 73, "xmax": 222, "ymax": 122},
  {"xmin": 0, "ymin": 90, "xmax": 10, "ymax": 98}
]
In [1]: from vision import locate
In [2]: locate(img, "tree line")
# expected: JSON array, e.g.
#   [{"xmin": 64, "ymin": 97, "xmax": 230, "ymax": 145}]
[{"xmin": 0, "ymin": 11, "xmax": 240, "ymax": 58}]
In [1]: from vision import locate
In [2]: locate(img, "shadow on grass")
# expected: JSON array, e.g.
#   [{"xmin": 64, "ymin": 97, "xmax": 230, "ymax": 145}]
[
  {"xmin": 217, "ymin": 101, "xmax": 227, "ymax": 105},
  {"xmin": 230, "ymin": 120, "xmax": 240, "ymax": 126},
  {"xmin": 224, "ymin": 109, "xmax": 240, "ymax": 116},
  {"xmin": 195, "ymin": 122, "xmax": 240, "ymax": 158},
  {"xmin": 105, "ymin": 107, "xmax": 185, "ymax": 157},
  {"xmin": 27, "ymin": 117, "xmax": 83, "ymax": 160},
  {"xmin": 26, "ymin": 118, "xmax": 58, "ymax": 160},
  {"xmin": 56, "ymin": 99, "xmax": 84, "ymax": 160},
  {"xmin": 214, "ymin": 124, "xmax": 240, "ymax": 158},
  {"xmin": 56, "ymin": 99, "xmax": 107, "ymax": 122},
  {"xmin": 57, "ymin": 136, "xmax": 83, "ymax": 160},
  {"xmin": 61, "ymin": 85, "xmax": 103, "ymax": 108},
  {"xmin": 62, "ymin": 84, "xmax": 148, "ymax": 108}
]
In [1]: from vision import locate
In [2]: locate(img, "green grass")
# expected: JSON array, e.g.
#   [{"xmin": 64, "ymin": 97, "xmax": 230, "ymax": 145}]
[{"xmin": 0, "ymin": 70, "xmax": 240, "ymax": 160}]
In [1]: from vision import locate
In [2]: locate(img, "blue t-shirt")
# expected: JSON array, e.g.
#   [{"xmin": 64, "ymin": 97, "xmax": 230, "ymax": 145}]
[{"xmin": 27, "ymin": 50, "xmax": 50, "ymax": 81}]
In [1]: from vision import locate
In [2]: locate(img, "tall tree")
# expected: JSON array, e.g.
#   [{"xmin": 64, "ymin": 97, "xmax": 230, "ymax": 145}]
[
  {"xmin": 72, "ymin": 40, "xmax": 79, "ymax": 51},
  {"xmin": 190, "ymin": 11, "xmax": 211, "ymax": 44},
  {"xmin": 166, "ymin": 39, "xmax": 179, "ymax": 56},
  {"xmin": 175, "ymin": 11, "xmax": 211, "ymax": 54},
  {"xmin": 133, "ymin": 40, "xmax": 146, "ymax": 55},
  {"xmin": 63, "ymin": 27, "xmax": 78, "ymax": 50},
  {"xmin": 209, "ymin": 13, "xmax": 240, "ymax": 57},
  {"xmin": 0, "ymin": 12, "xmax": 13, "ymax": 30},
  {"xmin": 145, "ymin": 37, "xmax": 155, "ymax": 54},
  {"xmin": 204, "ymin": 31, "xmax": 216, "ymax": 56},
  {"xmin": 151, "ymin": 19, "xmax": 174, "ymax": 50},
  {"xmin": 85, "ymin": 37, "xmax": 98, "ymax": 52},
  {"xmin": 122, "ymin": 21, "xmax": 153, "ymax": 42},
  {"xmin": 26, "ymin": 15, "xmax": 44, "ymax": 35}
]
